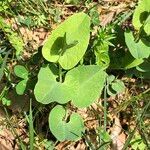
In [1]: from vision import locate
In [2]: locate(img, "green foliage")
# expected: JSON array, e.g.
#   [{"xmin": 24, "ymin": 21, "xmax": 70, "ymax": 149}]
[
  {"xmin": 34, "ymin": 65, "xmax": 106, "ymax": 108},
  {"xmin": 107, "ymin": 75, "xmax": 125, "ymax": 96},
  {"xmin": 14, "ymin": 65, "xmax": 29, "ymax": 79},
  {"xmin": 122, "ymin": 52, "xmax": 144, "ymax": 69},
  {"xmin": 14, "ymin": 65, "xmax": 29, "ymax": 95},
  {"xmin": 0, "ymin": 0, "xmax": 12, "ymax": 12},
  {"xmin": 98, "ymin": 128, "xmax": 111, "ymax": 143},
  {"xmin": 130, "ymin": 134, "xmax": 146, "ymax": 150},
  {"xmin": 42, "ymin": 139, "xmax": 54, "ymax": 150},
  {"xmin": 132, "ymin": 0, "xmax": 150, "ymax": 35},
  {"xmin": 65, "ymin": 0, "xmax": 80, "ymax": 4},
  {"xmin": 125, "ymin": 31, "xmax": 150, "ymax": 59},
  {"xmin": 89, "ymin": 7, "xmax": 100, "ymax": 26},
  {"xmin": 42, "ymin": 12, "xmax": 90, "ymax": 69},
  {"xmin": 136, "ymin": 58, "xmax": 150, "ymax": 72},
  {"xmin": 0, "ymin": 17, "xmax": 24, "ymax": 57},
  {"xmin": 1, "ymin": 1, "xmax": 149, "ymax": 145},
  {"xmin": 0, "ymin": 55, "xmax": 2, "ymax": 64},
  {"xmin": 49, "ymin": 105, "xmax": 84, "ymax": 141},
  {"xmin": 2, "ymin": 97, "xmax": 11, "ymax": 106},
  {"xmin": 93, "ymin": 28, "xmax": 114, "ymax": 69}
]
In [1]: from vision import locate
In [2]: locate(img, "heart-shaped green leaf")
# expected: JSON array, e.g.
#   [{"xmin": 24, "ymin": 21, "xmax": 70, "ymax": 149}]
[
  {"xmin": 34, "ymin": 65, "xmax": 106, "ymax": 108},
  {"xmin": 125, "ymin": 31, "xmax": 150, "ymax": 59},
  {"xmin": 49, "ymin": 105, "xmax": 84, "ymax": 141},
  {"xmin": 132, "ymin": 0, "xmax": 150, "ymax": 35},
  {"xmin": 42, "ymin": 13, "xmax": 90, "ymax": 70}
]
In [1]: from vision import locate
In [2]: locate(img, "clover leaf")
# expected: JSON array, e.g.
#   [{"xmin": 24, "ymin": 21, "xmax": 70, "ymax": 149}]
[{"xmin": 14, "ymin": 65, "xmax": 29, "ymax": 95}]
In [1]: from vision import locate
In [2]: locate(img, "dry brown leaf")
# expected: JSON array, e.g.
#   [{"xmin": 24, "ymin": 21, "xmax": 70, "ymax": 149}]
[
  {"xmin": 111, "ymin": 116, "xmax": 126, "ymax": 150},
  {"xmin": 0, "ymin": 129, "xmax": 15, "ymax": 150},
  {"xmin": 100, "ymin": 11, "xmax": 115, "ymax": 27}
]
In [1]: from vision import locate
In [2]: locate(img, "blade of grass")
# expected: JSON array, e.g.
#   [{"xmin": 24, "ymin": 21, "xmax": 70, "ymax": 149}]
[
  {"xmin": 4, "ymin": 107, "xmax": 26, "ymax": 149},
  {"xmin": 29, "ymin": 99, "xmax": 34, "ymax": 150},
  {"xmin": 122, "ymin": 99, "xmax": 150, "ymax": 150}
]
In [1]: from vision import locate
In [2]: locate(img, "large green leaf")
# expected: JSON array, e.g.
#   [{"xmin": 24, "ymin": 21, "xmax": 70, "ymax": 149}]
[
  {"xmin": 34, "ymin": 65, "xmax": 106, "ymax": 108},
  {"xmin": 42, "ymin": 13, "xmax": 90, "ymax": 70},
  {"xmin": 125, "ymin": 31, "xmax": 150, "ymax": 59},
  {"xmin": 67, "ymin": 65, "xmax": 106, "ymax": 108},
  {"xmin": 132, "ymin": 0, "xmax": 150, "ymax": 35},
  {"xmin": 49, "ymin": 105, "xmax": 84, "ymax": 141}
]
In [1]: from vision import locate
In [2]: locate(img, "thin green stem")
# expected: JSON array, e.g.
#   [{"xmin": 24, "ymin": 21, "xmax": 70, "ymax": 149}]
[
  {"xmin": 29, "ymin": 99, "xmax": 34, "ymax": 150},
  {"xmin": 59, "ymin": 64, "xmax": 62, "ymax": 83},
  {"xmin": 104, "ymin": 82, "xmax": 107, "ymax": 131}
]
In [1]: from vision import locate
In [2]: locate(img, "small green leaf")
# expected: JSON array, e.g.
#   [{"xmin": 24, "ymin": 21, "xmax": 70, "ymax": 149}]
[
  {"xmin": 107, "ymin": 75, "xmax": 115, "ymax": 85},
  {"xmin": 16, "ymin": 79, "xmax": 27, "ymax": 95},
  {"xmin": 14, "ymin": 65, "xmax": 28, "ymax": 79},
  {"xmin": 2, "ymin": 97, "xmax": 11, "ymax": 106},
  {"xmin": 125, "ymin": 31, "xmax": 150, "ymax": 59},
  {"xmin": 107, "ymin": 85, "xmax": 117, "ymax": 96},
  {"xmin": 98, "ymin": 128, "xmax": 111, "ymax": 142},
  {"xmin": 49, "ymin": 105, "xmax": 84, "ymax": 141},
  {"xmin": 111, "ymin": 79, "xmax": 125, "ymax": 94}
]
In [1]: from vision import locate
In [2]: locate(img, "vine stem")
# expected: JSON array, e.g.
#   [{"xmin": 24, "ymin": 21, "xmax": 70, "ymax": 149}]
[
  {"xmin": 59, "ymin": 64, "xmax": 62, "ymax": 83},
  {"xmin": 104, "ymin": 81, "xmax": 107, "ymax": 131}
]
